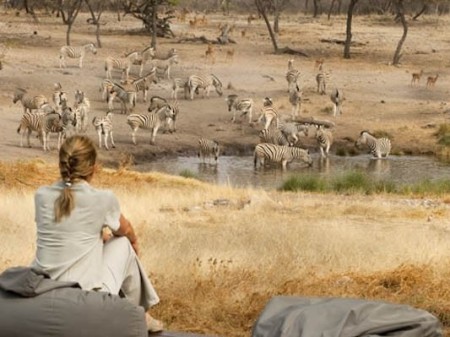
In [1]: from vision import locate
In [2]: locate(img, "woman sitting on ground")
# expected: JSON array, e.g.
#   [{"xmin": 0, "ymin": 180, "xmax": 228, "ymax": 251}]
[{"xmin": 31, "ymin": 135, "xmax": 163, "ymax": 332}]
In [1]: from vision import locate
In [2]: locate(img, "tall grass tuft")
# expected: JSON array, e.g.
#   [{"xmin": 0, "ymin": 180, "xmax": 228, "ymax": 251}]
[
  {"xmin": 179, "ymin": 169, "xmax": 198, "ymax": 179},
  {"xmin": 280, "ymin": 174, "xmax": 326, "ymax": 192},
  {"xmin": 435, "ymin": 124, "xmax": 450, "ymax": 146}
]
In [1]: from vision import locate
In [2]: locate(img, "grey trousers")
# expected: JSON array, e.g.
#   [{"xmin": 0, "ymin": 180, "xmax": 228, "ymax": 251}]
[{"xmin": 101, "ymin": 237, "xmax": 160, "ymax": 310}]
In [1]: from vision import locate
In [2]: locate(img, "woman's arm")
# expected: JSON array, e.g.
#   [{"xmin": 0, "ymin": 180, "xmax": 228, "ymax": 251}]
[{"xmin": 111, "ymin": 214, "xmax": 139, "ymax": 255}]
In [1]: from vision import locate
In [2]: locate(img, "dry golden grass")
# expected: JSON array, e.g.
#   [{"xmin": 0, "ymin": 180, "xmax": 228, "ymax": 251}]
[{"xmin": 1, "ymin": 160, "xmax": 450, "ymax": 336}]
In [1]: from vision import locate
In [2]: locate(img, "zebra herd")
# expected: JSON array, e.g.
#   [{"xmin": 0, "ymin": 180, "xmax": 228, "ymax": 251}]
[{"xmin": 12, "ymin": 41, "xmax": 392, "ymax": 171}]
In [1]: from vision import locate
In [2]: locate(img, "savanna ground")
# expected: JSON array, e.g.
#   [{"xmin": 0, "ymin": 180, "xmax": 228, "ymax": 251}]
[{"xmin": 0, "ymin": 6, "xmax": 450, "ymax": 336}]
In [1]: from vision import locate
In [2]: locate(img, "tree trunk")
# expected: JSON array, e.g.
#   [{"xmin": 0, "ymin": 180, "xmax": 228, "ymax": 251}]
[
  {"xmin": 328, "ymin": 0, "xmax": 336, "ymax": 20},
  {"xmin": 337, "ymin": 0, "xmax": 342, "ymax": 14},
  {"xmin": 274, "ymin": 9, "xmax": 280, "ymax": 33},
  {"xmin": 255, "ymin": 0, "xmax": 278, "ymax": 52},
  {"xmin": 84, "ymin": 0, "xmax": 103, "ymax": 48},
  {"xmin": 151, "ymin": 0, "xmax": 157, "ymax": 48},
  {"xmin": 413, "ymin": 3, "xmax": 428, "ymax": 20},
  {"xmin": 343, "ymin": 0, "xmax": 358, "ymax": 59},
  {"xmin": 313, "ymin": 0, "xmax": 320, "ymax": 17},
  {"xmin": 66, "ymin": 22, "xmax": 73, "ymax": 45},
  {"xmin": 392, "ymin": 0, "xmax": 408, "ymax": 65},
  {"xmin": 304, "ymin": 0, "xmax": 309, "ymax": 14}
]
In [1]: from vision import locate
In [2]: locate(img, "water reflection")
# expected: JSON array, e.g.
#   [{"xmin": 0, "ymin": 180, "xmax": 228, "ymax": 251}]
[{"xmin": 134, "ymin": 154, "xmax": 450, "ymax": 190}]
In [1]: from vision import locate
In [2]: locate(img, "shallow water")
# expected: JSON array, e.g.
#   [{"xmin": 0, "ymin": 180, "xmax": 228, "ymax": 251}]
[{"xmin": 134, "ymin": 154, "xmax": 450, "ymax": 190}]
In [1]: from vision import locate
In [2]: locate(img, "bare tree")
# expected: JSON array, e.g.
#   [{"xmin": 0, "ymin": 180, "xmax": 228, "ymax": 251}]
[
  {"xmin": 255, "ymin": 0, "xmax": 308, "ymax": 56},
  {"xmin": 312, "ymin": 0, "xmax": 322, "ymax": 17},
  {"xmin": 343, "ymin": 0, "xmax": 359, "ymax": 59},
  {"xmin": 392, "ymin": 0, "xmax": 408, "ymax": 65},
  {"xmin": 84, "ymin": 0, "xmax": 106, "ymax": 48},
  {"xmin": 57, "ymin": 0, "xmax": 83, "ymax": 45},
  {"xmin": 272, "ymin": 0, "xmax": 289, "ymax": 34},
  {"xmin": 328, "ymin": 0, "xmax": 343, "ymax": 19}
]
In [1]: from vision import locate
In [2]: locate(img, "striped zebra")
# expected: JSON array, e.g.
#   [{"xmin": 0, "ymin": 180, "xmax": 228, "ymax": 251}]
[
  {"xmin": 59, "ymin": 43, "xmax": 97, "ymax": 69},
  {"xmin": 288, "ymin": 83, "xmax": 302, "ymax": 119},
  {"xmin": 100, "ymin": 78, "xmax": 115, "ymax": 102},
  {"xmin": 198, "ymin": 137, "xmax": 220, "ymax": 163},
  {"xmin": 136, "ymin": 46, "xmax": 156, "ymax": 77},
  {"xmin": 315, "ymin": 125, "xmax": 333, "ymax": 158},
  {"xmin": 315, "ymin": 64, "xmax": 328, "ymax": 95},
  {"xmin": 171, "ymin": 77, "xmax": 190, "ymax": 100},
  {"xmin": 279, "ymin": 122, "xmax": 308, "ymax": 146},
  {"xmin": 152, "ymin": 54, "xmax": 179, "ymax": 80},
  {"xmin": 187, "ymin": 74, "xmax": 223, "ymax": 100},
  {"xmin": 356, "ymin": 130, "xmax": 391, "ymax": 159},
  {"xmin": 257, "ymin": 97, "xmax": 279, "ymax": 131},
  {"xmin": 259, "ymin": 128, "xmax": 289, "ymax": 146},
  {"xmin": 74, "ymin": 89, "xmax": 90, "ymax": 133},
  {"xmin": 226, "ymin": 94, "xmax": 254, "ymax": 124},
  {"xmin": 52, "ymin": 82, "xmax": 68, "ymax": 113},
  {"xmin": 17, "ymin": 112, "xmax": 45, "ymax": 148},
  {"xmin": 127, "ymin": 105, "xmax": 175, "ymax": 145},
  {"xmin": 13, "ymin": 88, "xmax": 48, "ymax": 114},
  {"xmin": 104, "ymin": 51, "xmax": 140, "ymax": 82},
  {"xmin": 108, "ymin": 83, "xmax": 137, "ymax": 114},
  {"xmin": 330, "ymin": 88, "xmax": 344, "ymax": 116},
  {"xmin": 146, "ymin": 96, "xmax": 179, "ymax": 133},
  {"xmin": 126, "ymin": 68, "xmax": 158, "ymax": 103},
  {"xmin": 286, "ymin": 59, "xmax": 300, "ymax": 91},
  {"xmin": 147, "ymin": 96, "xmax": 168, "ymax": 112},
  {"xmin": 254, "ymin": 143, "xmax": 313, "ymax": 170},
  {"xmin": 92, "ymin": 112, "xmax": 115, "ymax": 150}
]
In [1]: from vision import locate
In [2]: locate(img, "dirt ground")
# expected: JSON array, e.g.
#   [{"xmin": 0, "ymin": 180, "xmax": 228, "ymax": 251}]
[{"xmin": 0, "ymin": 9, "xmax": 449, "ymax": 169}]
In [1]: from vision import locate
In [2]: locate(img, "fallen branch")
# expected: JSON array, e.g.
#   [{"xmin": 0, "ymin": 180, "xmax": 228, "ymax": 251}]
[
  {"xmin": 177, "ymin": 35, "xmax": 236, "ymax": 45},
  {"xmin": 320, "ymin": 38, "xmax": 367, "ymax": 46},
  {"xmin": 275, "ymin": 46, "xmax": 309, "ymax": 57},
  {"xmin": 293, "ymin": 117, "xmax": 335, "ymax": 128}
]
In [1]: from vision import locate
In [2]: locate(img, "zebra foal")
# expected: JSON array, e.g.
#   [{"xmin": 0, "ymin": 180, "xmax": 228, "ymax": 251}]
[
  {"xmin": 198, "ymin": 137, "xmax": 220, "ymax": 163},
  {"xmin": 356, "ymin": 131, "xmax": 391, "ymax": 159},
  {"xmin": 226, "ymin": 94, "xmax": 254, "ymax": 124},
  {"xmin": 92, "ymin": 112, "xmax": 115, "ymax": 150},
  {"xmin": 59, "ymin": 43, "xmax": 97, "ymax": 69},
  {"xmin": 127, "ymin": 105, "xmax": 175, "ymax": 145},
  {"xmin": 254, "ymin": 143, "xmax": 313, "ymax": 170}
]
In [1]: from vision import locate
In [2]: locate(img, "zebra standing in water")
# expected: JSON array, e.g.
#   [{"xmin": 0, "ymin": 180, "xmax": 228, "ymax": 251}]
[
  {"xmin": 187, "ymin": 74, "xmax": 223, "ymax": 100},
  {"xmin": 257, "ymin": 97, "xmax": 279, "ymax": 131},
  {"xmin": 356, "ymin": 131, "xmax": 391, "ymax": 159},
  {"xmin": 13, "ymin": 88, "xmax": 48, "ymax": 114},
  {"xmin": 254, "ymin": 143, "xmax": 313, "ymax": 170},
  {"xmin": 92, "ymin": 112, "xmax": 115, "ymax": 150},
  {"xmin": 330, "ymin": 88, "xmax": 344, "ymax": 116},
  {"xmin": 74, "ymin": 89, "xmax": 90, "ymax": 133},
  {"xmin": 315, "ymin": 125, "xmax": 333, "ymax": 158},
  {"xmin": 198, "ymin": 137, "xmax": 220, "ymax": 163},
  {"xmin": 226, "ymin": 94, "xmax": 254, "ymax": 124},
  {"xmin": 127, "ymin": 105, "xmax": 175, "ymax": 145},
  {"xmin": 259, "ymin": 128, "xmax": 290, "ymax": 146},
  {"xmin": 286, "ymin": 59, "xmax": 300, "ymax": 91},
  {"xmin": 59, "ymin": 43, "xmax": 97, "ymax": 69}
]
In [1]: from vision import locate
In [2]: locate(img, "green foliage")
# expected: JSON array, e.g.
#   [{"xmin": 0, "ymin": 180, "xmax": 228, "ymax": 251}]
[
  {"xmin": 280, "ymin": 174, "xmax": 327, "ymax": 192},
  {"xmin": 179, "ymin": 169, "xmax": 198, "ymax": 179},
  {"xmin": 435, "ymin": 124, "xmax": 450, "ymax": 146}
]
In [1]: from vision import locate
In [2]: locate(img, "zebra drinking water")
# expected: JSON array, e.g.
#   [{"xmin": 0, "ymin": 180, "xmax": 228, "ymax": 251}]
[
  {"xmin": 355, "ymin": 131, "xmax": 391, "ymax": 159},
  {"xmin": 127, "ymin": 105, "xmax": 175, "ymax": 145},
  {"xmin": 226, "ymin": 94, "xmax": 254, "ymax": 124},
  {"xmin": 59, "ymin": 43, "xmax": 97, "ymax": 69},
  {"xmin": 254, "ymin": 143, "xmax": 313, "ymax": 170},
  {"xmin": 198, "ymin": 137, "xmax": 220, "ymax": 163}
]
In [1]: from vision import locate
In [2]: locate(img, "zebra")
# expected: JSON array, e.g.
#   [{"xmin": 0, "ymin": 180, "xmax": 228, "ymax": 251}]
[
  {"xmin": 279, "ymin": 122, "xmax": 308, "ymax": 146},
  {"xmin": 355, "ymin": 130, "xmax": 391, "ymax": 159},
  {"xmin": 136, "ymin": 46, "xmax": 156, "ymax": 77},
  {"xmin": 104, "ymin": 51, "xmax": 140, "ymax": 82},
  {"xmin": 73, "ymin": 89, "xmax": 90, "ymax": 133},
  {"xmin": 130, "ymin": 67, "xmax": 158, "ymax": 102},
  {"xmin": 254, "ymin": 143, "xmax": 313, "ymax": 170},
  {"xmin": 147, "ymin": 95, "xmax": 168, "ymax": 112},
  {"xmin": 108, "ymin": 83, "xmax": 137, "ymax": 114},
  {"xmin": 187, "ymin": 74, "xmax": 223, "ymax": 100},
  {"xmin": 92, "ymin": 112, "xmax": 115, "ymax": 150},
  {"xmin": 59, "ymin": 43, "xmax": 97, "ymax": 69},
  {"xmin": 315, "ymin": 125, "xmax": 333, "ymax": 158},
  {"xmin": 151, "ymin": 54, "xmax": 179, "ymax": 80},
  {"xmin": 127, "ymin": 105, "xmax": 175, "ymax": 145},
  {"xmin": 315, "ymin": 64, "xmax": 328, "ymax": 95},
  {"xmin": 146, "ymin": 96, "xmax": 179, "ymax": 133},
  {"xmin": 41, "ymin": 109, "xmax": 77, "ymax": 151},
  {"xmin": 259, "ymin": 128, "xmax": 290, "ymax": 146},
  {"xmin": 288, "ymin": 83, "xmax": 302, "ymax": 119},
  {"xmin": 257, "ymin": 97, "xmax": 279, "ymax": 131},
  {"xmin": 198, "ymin": 137, "xmax": 220, "ymax": 163},
  {"xmin": 171, "ymin": 77, "xmax": 190, "ymax": 100},
  {"xmin": 226, "ymin": 94, "xmax": 254, "ymax": 124},
  {"xmin": 286, "ymin": 59, "xmax": 300, "ymax": 91},
  {"xmin": 13, "ymin": 88, "xmax": 48, "ymax": 114},
  {"xmin": 330, "ymin": 88, "xmax": 344, "ymax": 116},
  {"xmin": 100, "ymin": 78, "xmax": 115, "ymax": 102},
  {"xmin": 17, "ymin": 111, "xmax": 45, "ymax": 148},
  {"xmin": 52, "ymin": 82, "xmax": 68, "ymax": 113}
]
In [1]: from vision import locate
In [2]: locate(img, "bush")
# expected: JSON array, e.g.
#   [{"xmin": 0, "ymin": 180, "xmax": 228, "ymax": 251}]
[
  {"xmin": 280, "ymin": 174, "xmax": 326, "ymax": 192},
  {"xmin": 179, "ymin": 169, "xmax": 198, "ymax": 179}
]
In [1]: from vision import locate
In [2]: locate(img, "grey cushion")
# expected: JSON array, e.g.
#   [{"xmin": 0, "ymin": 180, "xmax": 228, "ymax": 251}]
[
  {"xmin": 0, "ymin": 266, "xmax": 147, "ymax": 337},
  {"xmin": 252, "ymin": 296, "xmax": 443, "ymax": 337}
]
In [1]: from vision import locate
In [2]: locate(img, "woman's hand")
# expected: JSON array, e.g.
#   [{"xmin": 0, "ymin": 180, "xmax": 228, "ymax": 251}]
[{"xmin": 101, "ymin": 226, "xmax": 113, "ymax": 242}]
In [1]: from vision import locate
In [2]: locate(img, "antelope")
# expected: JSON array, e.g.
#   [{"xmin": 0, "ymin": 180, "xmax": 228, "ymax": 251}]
[
  {"xmin": 426, "ymin": 74, "xmax": 439, "ymax": 88},
  {"xmin": 411, "ymin": 70, "xmax": 423, "ymax": 86}
]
